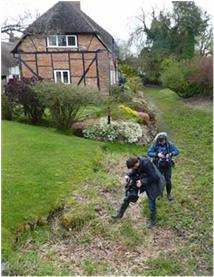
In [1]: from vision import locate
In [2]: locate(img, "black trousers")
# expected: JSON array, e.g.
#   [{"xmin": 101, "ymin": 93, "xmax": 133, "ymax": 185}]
[{"xmin": 161, "ymin": 167, "xmax": 172, "ymax": 195}]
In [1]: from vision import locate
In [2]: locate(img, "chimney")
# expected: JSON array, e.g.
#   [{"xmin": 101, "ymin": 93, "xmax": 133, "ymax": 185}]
[{"xmin": 71, "ymin": 1, "xmax": 81, "ymax": 9}]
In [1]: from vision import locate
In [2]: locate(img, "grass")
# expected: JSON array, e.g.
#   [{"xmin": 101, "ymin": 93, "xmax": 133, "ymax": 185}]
[
  {"xmin": 2, "ymin": 87, "xmax": 213, "ymax": 275},
  {"xmin": 2, "ymin": 120, "xmax": 142, "ymax": 260},
  {"xmin": 2, "ymin": 121, "xmax": 103, "ymax": 257},
  {"xmin": 142, "ymin": 87, "xmax": 213, "ymax": 275}
]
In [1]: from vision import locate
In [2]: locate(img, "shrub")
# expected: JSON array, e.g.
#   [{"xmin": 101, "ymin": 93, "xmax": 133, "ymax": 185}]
[
  {"xmin": 120, "ymin": 64, "xmax": 138, "ymax": 78},
  {"xmin": 32, "ymin": 81, "xmax": 101, "ymax": 129},
  {"xmin": 118, "ymin": 104, "xmax": 140, "ymax": 119},
  {"xmin": 160, "ymin": 58, "xmax": 196, "ymax": 98},
  {"xmin": 127, "ymin": 76, "xmax": 143, "ymax": 93},
  {"xmin": 2, "ymin": 95, "xmax": 12, "ymax": 120},
  {"xmin": 188, "ymin": 56, "xmax": 213, "ymax": 96},
  {"xmin": 109, "ymin": 84, "xmax": 133, "ymax": 103},
  {"xmin": 161, "ymin": 56, "xmax": 213, "ymax": 98},
  {"xmin": 4, "ymin": 77, "xmax": 45, "ymax": 124},
  {"xmin": 83, "ymin": 117, "xmax": 142, "ymax": 143},
  {"xmin": 160, "ymin": 58, "xmax": 188, "ymax": 96},
  {"xmin": 128, "ymin": 101, "xmax": 156, "ymax": 123}
]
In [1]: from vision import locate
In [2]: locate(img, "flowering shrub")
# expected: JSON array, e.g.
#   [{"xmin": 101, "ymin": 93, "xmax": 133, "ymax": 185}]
[
  {"xmin": 83, "ymin": 117, "xmax": 142, "ymax": 143},
  {"xmin": 119, "ymin": 104, "xmax": 139, "ymax": 117}
]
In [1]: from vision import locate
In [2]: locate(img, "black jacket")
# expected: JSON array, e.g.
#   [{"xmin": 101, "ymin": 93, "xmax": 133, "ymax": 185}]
[{"xmin": 127, "ymin": 157, "xmax": 166, "ymax": 200}]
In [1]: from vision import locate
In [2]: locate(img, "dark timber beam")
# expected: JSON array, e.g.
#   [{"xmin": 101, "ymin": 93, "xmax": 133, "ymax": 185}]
[
  {"xmin": 17, "ymin": 49, "xmax": 107, "ymax": 55},
  {"xmin": 77, "ymin": 56, "xmax": 96, "ymax": 86},
  {"xmin": 20, "ymin": 58, "xmax": 41, "ymax": 79},
  {"xmin": 87, "ymin": 35, "xmax": 94, "ymax": 51},
  {"xmin": 82, "ymin": 53, "xmax": 86, "ymax": 86},
  {"xmin": 95, "ymin": 53, "xmax": 100, "ymax": 90}
]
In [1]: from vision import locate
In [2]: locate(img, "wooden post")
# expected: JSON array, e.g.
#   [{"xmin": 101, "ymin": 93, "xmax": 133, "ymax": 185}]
[{"xmin": 107, "ymin": 106, "xmax": 111, "ymax": 124}]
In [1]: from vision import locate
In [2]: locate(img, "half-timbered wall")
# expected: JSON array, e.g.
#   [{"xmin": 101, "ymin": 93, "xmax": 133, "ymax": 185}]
[{"xmin": 16, "ymin": 34, "xmax": 117, "ymax": 94}]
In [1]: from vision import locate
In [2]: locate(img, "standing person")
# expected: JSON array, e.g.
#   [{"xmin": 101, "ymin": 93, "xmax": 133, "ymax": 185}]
[
  {"xmin": 147, "ymin": 132, "xmax": 179, "ymax": 201},
  {"xmin": 112, "ymin": 156, "xmax": 166, "ymax": 228}
]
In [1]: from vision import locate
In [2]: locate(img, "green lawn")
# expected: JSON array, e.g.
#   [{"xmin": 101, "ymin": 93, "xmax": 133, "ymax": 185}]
[
  {"xmin": 2, "ymin": 121, "xmax": 142, "ymax": 259},
  {"xmin": 2, "ymin": 88, "xmax": 213, "ymax": 275},
  {"xmin": 143, "ymin": 88, "xmax": 213, "ymax": 275}
]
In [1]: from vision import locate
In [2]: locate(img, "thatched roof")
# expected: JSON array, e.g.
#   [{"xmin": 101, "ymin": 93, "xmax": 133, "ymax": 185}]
[
  {"xmin": 14, "ymin": 1, "xmax": 117, "ymax": 53},
  {"xmin": 1, "ymin": 41, "xmax": 18, "ymax": 75}
]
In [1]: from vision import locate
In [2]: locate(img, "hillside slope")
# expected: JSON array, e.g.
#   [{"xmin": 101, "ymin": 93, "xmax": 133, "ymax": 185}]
[{"xmin": 2, "ymin": 88, "xmax": 213, "ymax": 275}]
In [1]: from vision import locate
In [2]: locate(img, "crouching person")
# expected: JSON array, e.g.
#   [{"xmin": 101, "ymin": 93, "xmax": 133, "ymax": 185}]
[{"xmin": 112, "ymin": 157, "xmax": 166, "ymax": 228}]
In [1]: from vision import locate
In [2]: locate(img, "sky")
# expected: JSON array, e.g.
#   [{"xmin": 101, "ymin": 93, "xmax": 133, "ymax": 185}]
[{"xmin": 1, "ymin": 0, "xmax": 214, "ymax": 42}]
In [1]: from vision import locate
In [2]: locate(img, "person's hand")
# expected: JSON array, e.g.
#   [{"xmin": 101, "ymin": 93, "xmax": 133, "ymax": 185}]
[
  {"xmin": 136, "ymin": 180, "xmax": 142, "ymax": 188},
  {"xmin": 166, "ymin": 153, "xmax": 171, "ymax": 159},
  {"xmin": 124, "ymin": 175, "xmax": 130, "ymax": 182},
  {"xmin": 158, "ymin": 153, "xmax": 165, "ymax": 158}
]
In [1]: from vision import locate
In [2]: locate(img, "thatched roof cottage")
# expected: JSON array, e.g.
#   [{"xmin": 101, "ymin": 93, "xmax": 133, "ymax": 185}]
[{"xmin": 12, "ymin": 1, "xmax": 118, "ymax": 94}]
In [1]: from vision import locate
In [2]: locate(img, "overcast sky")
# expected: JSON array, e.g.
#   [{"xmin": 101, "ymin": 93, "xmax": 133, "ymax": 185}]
[{"xmin": 1, "ymin": 0, "xmax": 214, "ymax": 41}]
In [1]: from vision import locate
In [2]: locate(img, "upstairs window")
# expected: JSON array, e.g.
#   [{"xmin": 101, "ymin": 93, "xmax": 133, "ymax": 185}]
[{"xmin": 47, "ymin": 35, "xmax": 77, "ymax": 48}]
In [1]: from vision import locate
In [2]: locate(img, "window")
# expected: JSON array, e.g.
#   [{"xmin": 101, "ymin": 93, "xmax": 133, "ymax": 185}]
[
  {"xmin": 110, "ymin": 70, "xmax": 116, "ymax": 85},
  {"xmin": 54, "ymin": 70, "xmax": 70, "ymax": 84},
  {"xmin": 67, "ymin": 36, "xmax": 76, "ymax": 46},
  {"xmin": 58, "ymin": 36, "xmax": 67, "ymax": 46},
  {"xmin": 48, "ymin": 36, "xmax": 57, "ymax": 46},
  {"xmin": 47, "ymin": 35, "xmax": 77, "ymax": 48}
]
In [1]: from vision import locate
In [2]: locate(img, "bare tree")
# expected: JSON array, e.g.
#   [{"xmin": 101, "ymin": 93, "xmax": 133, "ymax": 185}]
[
  {"xmin": 197, "ymin": 26, "xmax": 213, "ymax": 56},
  {"xmin": 1, "ymin": 10, "xmax": 40, "ymax": 41}
]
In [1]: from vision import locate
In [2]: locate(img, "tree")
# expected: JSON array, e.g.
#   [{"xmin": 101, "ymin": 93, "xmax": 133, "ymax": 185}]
[
  {"xmin": 197, "ymin": 25, "xmax": 213, "ymax": 56},
  {"xmin": 130, "ymin": 1, "xmax": 212, "ymax": 83},
  {"xmin": 1, "ymin": 10, "xmax": 40, "ymax": 41},
  {"xmin": 171, "ymin": 1, "xmax": 210, "ymax": 59},
  {"xmin": 116, "ymin": 39, "xmax": 132, "ymax": 61}
]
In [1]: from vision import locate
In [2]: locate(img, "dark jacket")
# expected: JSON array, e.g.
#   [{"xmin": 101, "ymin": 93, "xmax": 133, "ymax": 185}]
[{"xmin": 127, "ymin": 157, "xmax": 166, "ymax": 201}]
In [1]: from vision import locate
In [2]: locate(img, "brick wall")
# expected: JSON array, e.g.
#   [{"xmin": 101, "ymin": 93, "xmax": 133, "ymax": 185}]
[{"xmin": 17, "ymin": 34, "xmax": 117, "ymax": 94}]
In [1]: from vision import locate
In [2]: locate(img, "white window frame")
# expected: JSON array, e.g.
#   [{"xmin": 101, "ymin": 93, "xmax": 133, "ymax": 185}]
[
  {"xmin": 54, "ymin": 70, "xmax": 71, "ymax": 84},
  {"xmin": 110, "ymin": 70, "xmax": 117, "ymax": 85},
  {"xmin": 47, "ymin": 35, "xmax": 77, "ymax": 48}
]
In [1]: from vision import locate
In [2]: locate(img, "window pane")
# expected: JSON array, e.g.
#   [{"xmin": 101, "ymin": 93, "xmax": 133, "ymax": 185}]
[
  {"xmin": 48, "ymin": 36, "xmax": 57, "ymax": 46},
  {"xmin": 56, "ymin": 72, "xmax": 61, "ymax": 83},
  {"xmin": 67, "ymin": 36, "xmax": 76, "ymax": 46},
  {"xmin": 58, "ymin": 35, "xmax": 67, "ymax": 46},
  {"xmin": 63, "ymin": 72, "xmax": 69, "ymax": 83},
  {"xmin": 110, "ymin": 70, "xmax": 116, "ymax": 85}
]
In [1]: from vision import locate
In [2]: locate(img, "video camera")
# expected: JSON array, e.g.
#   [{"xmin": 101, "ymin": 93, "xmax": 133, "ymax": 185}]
[{"xmin": 124, "ymin": 178, "xmax": 139, "ymax": 203}]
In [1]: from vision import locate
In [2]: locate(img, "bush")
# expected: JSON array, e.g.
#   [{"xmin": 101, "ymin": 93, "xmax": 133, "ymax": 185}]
[
  {"xmin": 118, "ymin": 104, "xmax": 140, "ymax": 120},
  {"xmin": 160, "ymin": 56, "xmax": 213, "ymax": 98},
  {"xmin": 128, "ymin": 101, "xmax": 156, "ymax": 123},
  {"xmin": 127, "ymin": 76, "xmax": 143, "ymax": 93},
  {"xmin": 188, "ymin": 56, "xmax": 213, "ymax": 96},
  {"xmin": 4, "ymin": 77, "xmax": 45, "ymax": 124},
  {"xmin": 83, "ymin": 117, "xmax": 142, "ymax": 143},
  {"xmin": 2, "ymin": 95, "xmax": 12, "ymax": 120},
  {"xmin": 120, "ymin": 64, "xmax": 138, "ymax": 78},
  {"xmin": 109, "ymin": 84, "xmax": 133, "ymax": 103},
  {"xmin": 32, "ymin": 81, "xmax": 101, "ymax": 129},
  {"xmin": 160, "ymin": 58, "xmax": 196, "ymax": 98}
]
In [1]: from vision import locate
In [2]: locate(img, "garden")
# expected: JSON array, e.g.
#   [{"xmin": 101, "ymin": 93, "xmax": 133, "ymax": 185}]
[
  {"xmin": 2, "ymin": 87, "xmax": 212, "ymax": 275},
  {"xmin": 2, "ymin": 77, "xmax": 157, "ymax": 146}
]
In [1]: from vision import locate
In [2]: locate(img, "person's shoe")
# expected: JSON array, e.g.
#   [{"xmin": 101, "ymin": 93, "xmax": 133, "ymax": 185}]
[
  {"xmin": 146, "ymin": 218, "xmax": 155, "ymax": 228},
  {"xmin": 111, "ymin": 211, "xmax": 121, "ymax": 219},
  {"xmin": 111, "ymin": 201, "xmax": 129, "ymax": 220},
  {"xmin": 146, "ymin": 212, "xmax": 156, "ymax": 228},
  {"xmin": 167, "ymin": 193, "xmax": 174, "ymax": 201}
]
